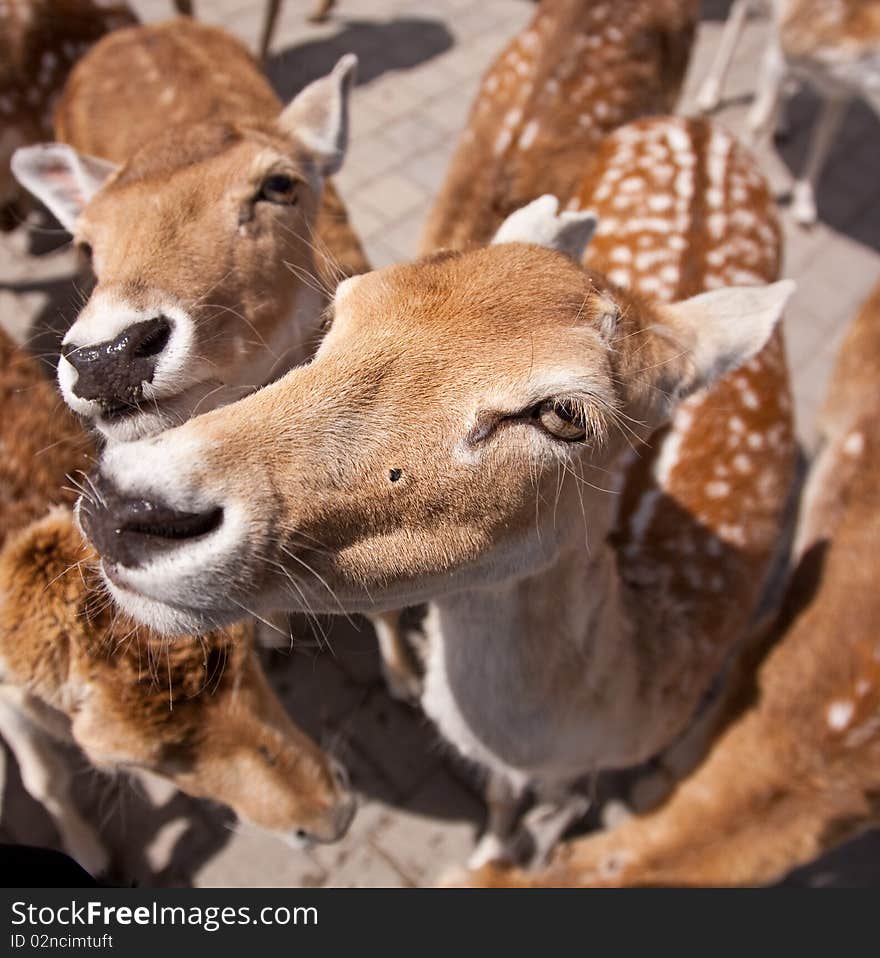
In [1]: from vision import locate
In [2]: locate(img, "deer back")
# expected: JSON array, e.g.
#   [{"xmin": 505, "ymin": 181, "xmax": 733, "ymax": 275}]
[
  {"xmin": 0, "ymin": 0, "xmax": 136, "ymax": 222},
  {"xmin": 420, "ymin": 0, "xmax": 699, "ymax": 252},
  {"xmin": 575, "ymin": 116, "xmax": 795, "ymax": 746}
]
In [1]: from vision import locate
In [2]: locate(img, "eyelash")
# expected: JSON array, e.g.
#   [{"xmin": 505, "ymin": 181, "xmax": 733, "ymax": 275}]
[{"xmin": 470, "ymin": 398, "xmax": 603, "ymax": 447}]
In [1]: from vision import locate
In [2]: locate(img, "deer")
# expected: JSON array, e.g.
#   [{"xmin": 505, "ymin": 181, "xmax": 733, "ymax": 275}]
[
  {"xmin": 0, "ymin": 325, "xmax": 355, "ymax": 877},
  {"xmin": 454, "ymin": 278, "xmax": 880, "ymax": 887},
  {"xmin": 75, "ymin": 114, "xmax": 798, "ymax": 868},
  {"xmin": 696, "ymin": 0, "xmax": 880, "ymax": 225},
  {"xmin": 419, "ymin": 0, "xmax": 700, "ymax": 253},
  {"xmin": 0, "ymin": 0, "xmax": 137, "ymax": 231},
  {"xmin": 12, "ymin": 16, "xmax": 367, "ymax": 444}
]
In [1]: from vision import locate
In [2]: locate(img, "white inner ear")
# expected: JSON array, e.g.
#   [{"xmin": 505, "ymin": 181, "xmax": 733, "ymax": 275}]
[
  {"xmin": 491, "ymin": 195, "xmax": 598, "ymax": 262},
  {"xmin": 11, "ymin": 143, "xmax": 117, "ymax": 232},
  {"xmin": 279, "ymin": 53, "xmax": 357, "ymax": 177},
  {"xmin": 663, "ymin": 279, "xmax": 796, "ymax": 391}
]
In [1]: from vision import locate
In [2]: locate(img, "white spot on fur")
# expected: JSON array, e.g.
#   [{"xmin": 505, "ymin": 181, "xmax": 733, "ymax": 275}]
[
  {"xmin": 518, "ymin": 120, "xmax": 539, "ymax": 150},
  {"xmin": 718, "ymin": 523, "xmax": 746, "ymax": 546},
  {"xmin": 827, "ymin": 700, "xmax": 854, "ymax": 731},
  {"xmin": 653, "ymin": 408, "xmax": 694, "ymax": 487},
  {"xmin": 705, "ymin": 480, "xmax": 730, "ymax": 499},
  {"xmin": 493, "ymin": 127, "xmax": 513, "ymax": 156},
  {"xmin": 843, "ymin": 432, "xmax": 864, "ymax": 456}
]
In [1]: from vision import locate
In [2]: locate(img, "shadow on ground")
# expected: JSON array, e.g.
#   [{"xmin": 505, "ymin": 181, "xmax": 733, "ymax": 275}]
[
  {"xmin": 774, "ymin": 93, "xmax": 880, "ymax": 252},
  {"xmin": 266, "ymin": 17, "xmax": 454, "ymax": 98}
]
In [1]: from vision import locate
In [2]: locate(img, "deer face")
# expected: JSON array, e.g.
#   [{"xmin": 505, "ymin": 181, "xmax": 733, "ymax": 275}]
[
  {"xmin": 79, "ymin": 203, "xmax": 793, "ymax": 635},
  {"xmin": 71, "ymin": 632, "xmax": 355, "ymax": 846},
  {"xmin": 12, "ymin": 56, "xmax": 355, "ymax": 442},
  {"xmin": 0, "ymin": 510, "xmax": 356, "ymax": 846}
]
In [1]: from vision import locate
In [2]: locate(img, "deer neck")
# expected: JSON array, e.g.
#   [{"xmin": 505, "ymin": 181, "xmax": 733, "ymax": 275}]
[
  {"xmin": 232, "ymin": 278, "xmax": 327, "ymax": 396},
  {"xmin": 422, "ymin": 465, "xmax": 678, "ymax": 778}
]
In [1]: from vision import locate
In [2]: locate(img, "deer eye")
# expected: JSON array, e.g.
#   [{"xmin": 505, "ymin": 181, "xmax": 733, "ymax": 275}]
[
  {"xmin": 535, "ymin": 399, "xmax": 589, "ymax": 442},
  {"xmin": 258, "ymin": 173, "xmax": 299, "ymax": 205}
]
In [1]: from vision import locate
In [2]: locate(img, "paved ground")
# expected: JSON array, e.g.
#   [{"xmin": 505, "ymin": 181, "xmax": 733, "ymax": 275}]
[{"xmin": 1, "ymin": 0, "xmax": 879, "ymax": 887}]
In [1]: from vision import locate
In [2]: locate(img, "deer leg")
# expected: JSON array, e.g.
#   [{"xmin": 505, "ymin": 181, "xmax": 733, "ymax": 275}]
[
  {"xmin": 258, "ymin": 0, "xmax": 282, "ymax": 62},
  {"xmin": 371, "ymin": 610, "xmax": 423, "ymax": 703},
  {"xmin": 172, "ymin": 0, "xmax": 194, "ymax": 16},
  {"xmin": 468, "ymin": 772, "xmax": 528, "ymax": 869},
  {"xmin": 521, "ymin": 781, "xmax": 590, "ymax": 868},
  {"xmin": 696, "ymin": 0, "xmax": 754, "ymax": 114},
  {"xmin": 791, "ymin": 96, "xmax": 849, "ymax": 226},
  {"xmin": 0, "ymin": 690, "xmax": 108, "ymax": 877},
  {"xmin": 746, "ymin": 41, "xmax": 787, "ymax": 146},
  {"xmin": 308, "ymin": 0, "xmax": 336, "ymax": 24}
]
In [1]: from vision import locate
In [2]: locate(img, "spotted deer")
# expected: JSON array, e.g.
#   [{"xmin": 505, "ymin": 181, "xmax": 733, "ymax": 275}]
[
  {"xmin": 77, "ymin": 115, "xmax": 797, "ymax": 867},
  {"xmin": 0, "ymin": 0, "xmax": 137, "ymax": 230},
  {"xmin": 12, "ymin": 17, "xmax": 367, "ymax": 443},
  {"xmin": 0, "ymin": 326, "xmax": 355, "ymax": 876},
  {"xmin": 457, "ymin": 278, "xmax": 880, "ymax": 887},
  {"xmin": 420, "ymin": 0, "xmax": 699, "ymax": 253},
  {"xmin": 697, "ymin": 0, "xmax": 880, "ymax": 225}
]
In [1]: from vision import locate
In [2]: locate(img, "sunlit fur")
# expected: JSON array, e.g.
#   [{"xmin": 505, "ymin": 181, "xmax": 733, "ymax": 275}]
[
  {"xmin": 0, "ymin": 326, "xmax": 353, "ymax": 872},
  {"xmin": 0, "ymin": 0, "xmax": 136, "ymax": 225},
  {"xmin": 458, "ymin": 279, "xmax": 880, "ymax": 887},
  {"xmin": 49, "ymin": 18, "xmax": 367, "ymax": 440}
]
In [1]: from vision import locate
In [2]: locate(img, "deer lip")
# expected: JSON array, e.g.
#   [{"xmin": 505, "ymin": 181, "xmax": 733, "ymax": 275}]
[
  {"xmin": 98, "ymin": 399, "xmax": 141, "ymax": 421},
  {"xmin": 94, "ymin": 382, "xmax": 209, "ymax": 427},
  {"xmin": 100, "ymin": 559, "xmax": 129, "ymax": 588}
]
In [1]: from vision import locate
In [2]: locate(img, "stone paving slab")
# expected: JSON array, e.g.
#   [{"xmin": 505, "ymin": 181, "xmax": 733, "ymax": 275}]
[{"xmin": 1, "ymin": 0, "xmax": 879, "ymax": 888}]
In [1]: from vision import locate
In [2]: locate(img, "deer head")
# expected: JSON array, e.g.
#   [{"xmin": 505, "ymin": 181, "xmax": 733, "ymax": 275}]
[
  {"xmin": 78, "ymin": 202, "xmax": 793, "ymax": 635},
  {"xmin": 11, "ymin": 54, "xmax": 356, "ymax": 442},
  {"xmin": 0, "ymin": 509, "xmax": 355, "ymax": 846}
]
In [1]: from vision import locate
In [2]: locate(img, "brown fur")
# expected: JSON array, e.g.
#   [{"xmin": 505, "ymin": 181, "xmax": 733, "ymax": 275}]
[
  {"xmin": 30, "ymin": 17, "xmax": 367, "ymax": 443},
  {"xmin": 54, "ymin": 16, "xmax": 367, "ymax": 289},
  {"xmin": 84, "ymin": 119, "xmax": 795, "ymax": 876},
  {"xmin": 420, "ymin": 0, "xmax": 699, "ymax": 252},
  {"xmin": 576, "ymin": 117, "xmax": 794, "ymax": 722},
  {"xmin": 458, "ymin": 280, "xmax": 880, "ymax": 888},
  {"xmin": 0, "ymin": 0, "xmax": 136, "ymax": 226},
  {"xmin": 779, "ymin": 0, "xmax": 880, "ymax": 60},
  {"xmin": 0, "ymin": 329, "xmax": 92, "ymax": 540},
  {"xmin": 0, "ymin": 327, "xmax": 352, "ymax": 848}
]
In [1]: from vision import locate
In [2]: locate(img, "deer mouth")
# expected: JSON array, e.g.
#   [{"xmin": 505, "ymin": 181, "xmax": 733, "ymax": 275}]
[
  {"xmin": 99, "ymin": 398, "xmax": 141, "ymax": 421},
  {"xmin": 93, "ymin": 381, "xmax": 224, "ymax": 439}
]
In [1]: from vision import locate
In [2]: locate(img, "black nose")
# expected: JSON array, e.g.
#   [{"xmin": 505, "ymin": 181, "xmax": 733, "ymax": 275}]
[
  {"xmin": 61, "ymin": 316, "xmax": 172, "ymax": 411},
  {"xmin": 80, "ymin": 474, "xmax": 223, "ymax": 569}
]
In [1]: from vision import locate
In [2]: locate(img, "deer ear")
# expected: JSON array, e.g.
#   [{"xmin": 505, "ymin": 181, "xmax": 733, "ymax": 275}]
[
  {"xmin": 660, "ymin": 280, "xmax": 795, "ymax": 397},
  {"xmin": 11, "ymin": 143, "xmax": 117, "ymax": 232},
  {"xmin": 279, "ymin": 54, "xmax": 357, "ymax": 177},
  {"xmin": 491, "ymin": 195, "xmax": 597, "ymax": 262}
]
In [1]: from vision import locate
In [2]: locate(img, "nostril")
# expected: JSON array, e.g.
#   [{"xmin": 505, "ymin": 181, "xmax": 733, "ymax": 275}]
[
  {"xmin": 132, "ymin": 316, "xmax": 171, "ymax": 360},
  {"xmin": 60, "ymin": 316, "xmax": 174, "ymax": 409}
]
